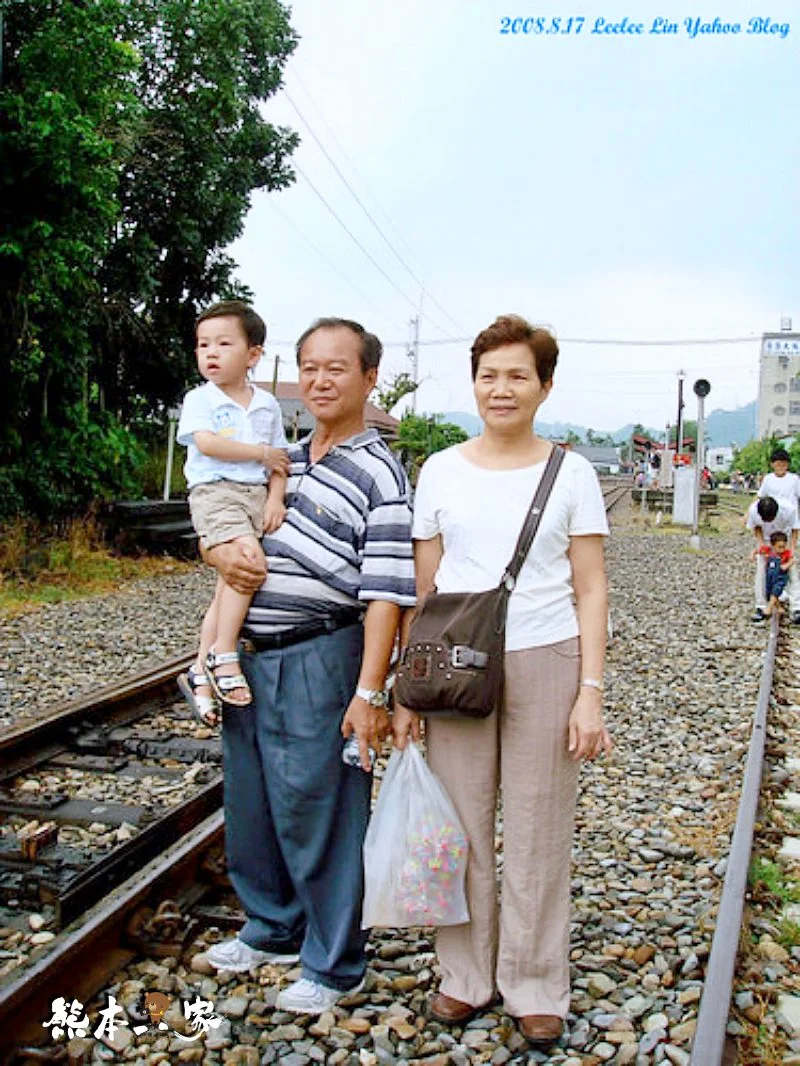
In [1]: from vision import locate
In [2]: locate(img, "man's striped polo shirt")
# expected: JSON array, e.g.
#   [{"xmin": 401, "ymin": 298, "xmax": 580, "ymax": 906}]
[{"xmin": 244, "ymin": 429, "xmax": 416, "ymax": 636}]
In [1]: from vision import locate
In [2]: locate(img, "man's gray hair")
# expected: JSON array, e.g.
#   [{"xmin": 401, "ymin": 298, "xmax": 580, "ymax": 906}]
[{"xmin": 295, "ymin": 318, "xmax": 382, "ymax": 373}]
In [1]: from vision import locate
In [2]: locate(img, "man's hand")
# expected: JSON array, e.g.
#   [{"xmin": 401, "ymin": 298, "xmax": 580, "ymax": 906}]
[
  {"xmin": 206, "ymin": 540, "xmax": 266, "ymax": 595},
  {"xmin": 341, "ymin": 694, "xmax": 390, "ymax": 772},
  {"xmin": 263, "ymin": 499, "xmax": 286, "ymax": 534},
  {"xmin": 391, "ymin": 702, "xmax": 421, "ymax": 750},
  {"xmin": 261, "ymin": 445, "xmax": 290, "ymax": 476},
  {"xmin": 567, "ymin": 689, "xmax": 613, "ymax": 761}
]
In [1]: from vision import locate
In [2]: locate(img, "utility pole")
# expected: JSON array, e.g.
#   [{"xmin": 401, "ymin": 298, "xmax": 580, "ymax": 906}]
[
  {"xmin": 408, "ymin": 315, "xmax": 420, "ymax": 413},
  {"xmin": 676, "ymin": 370, "xmax": 686, "ymax": 456},
  {"xmin": 271, "ymin": 354, "xmax": 280, "ymax": 395},
  {"xmin": 690, "ymin": 379, "xmax": 711, "ymax": 549}
]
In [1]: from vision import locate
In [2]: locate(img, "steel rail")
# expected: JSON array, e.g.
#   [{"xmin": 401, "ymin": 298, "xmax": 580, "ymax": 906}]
[
  {"xmin": 689, "ymin": 611, "xmax": 779, "ymax": 1064},
  {"xmin": 0, "ymin": 647, "xmax": 195, "ymax": 776},
  {"xmin": 0, "ymin": 810, "xmax": 224, "ymax": 1061}
]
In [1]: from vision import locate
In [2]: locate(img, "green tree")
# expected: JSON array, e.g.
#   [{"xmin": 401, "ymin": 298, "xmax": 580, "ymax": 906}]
[
  {"xmin": 586, "ymin": 428, "xmax": 615, "ymax": 447},
  {"xmin": 0, "ymin": 0, "xmax": 298, "ymax": 518},
  {"xmin": 670, "ymin": 421, "xmax": 698, "ymax": 451},
  {"xmin": 95, "ymin": 0, "xmax": 299, "ymax": 422},
  {"xmin": 733, "ymin": 437, "xmax": 781, "ymax": 476},
  {"xmin": 0, "ymin": 0, "xmax": 145, "ymax": 515},
  {"xmin": 787, "ymin": 437, "xmax": 800, "ymax": 472},
  {"xmin": 374, "ymin": 372, "xmax": 419, "ymax": 414},
  {"xmin": 397, "ymin": 414, "xmax": 469, "ymax": 481}
]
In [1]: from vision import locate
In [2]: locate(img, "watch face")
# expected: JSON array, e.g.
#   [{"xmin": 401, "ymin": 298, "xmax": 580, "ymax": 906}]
[{"xmin": 369, "ymin": 691, "xmax": 388, "ymax": 708}]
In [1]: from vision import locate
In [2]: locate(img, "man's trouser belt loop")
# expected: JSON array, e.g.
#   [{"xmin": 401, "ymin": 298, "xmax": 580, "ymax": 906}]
[{"xmin": 240, "ymin": 610, "xmax": 363, "ymax": 653}]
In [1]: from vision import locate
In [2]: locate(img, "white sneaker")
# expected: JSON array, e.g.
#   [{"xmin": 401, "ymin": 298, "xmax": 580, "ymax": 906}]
[
  {"xmin": 276, "ymin": 976, "xmax": 365, "ymax": 1014},
  {"xmin": 204, "ymin": 936, "xmax": 300, "ymax": 972}
]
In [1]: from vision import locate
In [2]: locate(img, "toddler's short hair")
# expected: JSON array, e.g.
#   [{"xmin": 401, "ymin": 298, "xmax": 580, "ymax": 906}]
[{"xmin": 196, "ymin": 300, "xmax": 266, "ymax": 347}]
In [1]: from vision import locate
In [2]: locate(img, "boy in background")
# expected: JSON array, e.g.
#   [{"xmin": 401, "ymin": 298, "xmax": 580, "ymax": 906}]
[
  {"xmin": 757, "ymin": 447, "xmax": 800, "ymax": 518},
  {"xmin": 177, "ymin": 301, "xmax": 289, "ymax": 723}
]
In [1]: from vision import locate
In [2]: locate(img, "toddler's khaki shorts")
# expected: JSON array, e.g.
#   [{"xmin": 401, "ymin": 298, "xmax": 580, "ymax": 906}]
[{"xmin": 189, "ymin": 481, "xmax": 267, "ymax": 549}]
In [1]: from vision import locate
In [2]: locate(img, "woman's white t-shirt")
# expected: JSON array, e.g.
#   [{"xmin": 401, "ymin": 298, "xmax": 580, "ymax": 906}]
[{"xmin": 412, "ymin": 446, "xmax": 609, "ymax": 651}]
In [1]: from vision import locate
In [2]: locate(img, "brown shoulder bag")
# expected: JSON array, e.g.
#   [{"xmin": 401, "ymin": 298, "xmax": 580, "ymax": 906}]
[{"xmin": 394, "ymin": 445, "xmax": 565, "ymax": 718}]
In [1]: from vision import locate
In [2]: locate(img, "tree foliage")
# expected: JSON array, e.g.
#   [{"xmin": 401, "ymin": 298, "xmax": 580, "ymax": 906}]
[
  {"xmin": 0, "ymin": 0, "xmax": 298, "ymax": 518},
  {"xmin": 396, "ymin": 414, "xmax": 469, "ymax": 481},
  {"xmin": 374, "ymin": 372, "xmax": 419, "ymax": 414},
  {"xmin": 585, "ymin": 428, "xmax": 616, "ymax": 447},
  {"xmin": 732, "ymin": 437, "xmax": 783, "ymax": 476},
  {"xmin": 669, "ymin": 421, "xmax": 698, "ymax": 450}
]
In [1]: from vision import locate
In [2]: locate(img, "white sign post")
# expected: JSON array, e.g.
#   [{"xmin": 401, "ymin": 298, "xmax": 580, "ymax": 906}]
[
  {"xmin": 673, "ymin": 466, "xmax": 696, "ymax": 525},
  {"xmin": 163, "ymin": 407, "xmax": 181, "ymax": 501}
]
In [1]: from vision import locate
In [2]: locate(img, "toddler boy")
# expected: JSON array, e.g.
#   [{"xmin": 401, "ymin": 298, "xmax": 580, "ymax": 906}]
[
  {"xmin": 176, "ymin": 300, "xmax": 289, "ymax": 723},
  {"xmin": 763, "ymin": 530, "xmax": 794, "ymax": 617}
]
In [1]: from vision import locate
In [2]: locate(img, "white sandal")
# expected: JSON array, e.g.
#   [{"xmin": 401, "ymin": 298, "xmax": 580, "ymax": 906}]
[
  {"xmin": 205, "ymin": 648, "xmax": 253, "ymax": 708},
  {"xmin": 177, "ymin": 667, "xmax": 220, "ymax": 726}
]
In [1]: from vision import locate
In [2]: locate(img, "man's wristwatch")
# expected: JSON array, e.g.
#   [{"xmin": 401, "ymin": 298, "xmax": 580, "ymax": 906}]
[{"xmin": 355, "ymin": 686, "xmax": 389, "ymax": 708}]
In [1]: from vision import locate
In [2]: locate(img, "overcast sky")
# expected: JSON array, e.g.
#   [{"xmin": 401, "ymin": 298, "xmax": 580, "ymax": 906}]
[{"xmin": 232, "ymin": 0, "xmax": 799, "ymax": 434}]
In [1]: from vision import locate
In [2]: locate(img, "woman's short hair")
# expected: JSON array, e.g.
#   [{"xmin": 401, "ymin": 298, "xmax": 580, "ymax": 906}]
[{"xmin": 470, "ymin": 315, "xmax": 558, "ymax": 384}]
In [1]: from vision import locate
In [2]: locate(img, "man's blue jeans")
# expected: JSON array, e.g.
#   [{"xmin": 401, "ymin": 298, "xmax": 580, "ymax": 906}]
[{"xmin": 221, "ymin": 622, "xmax": 371, "ymax": 989}]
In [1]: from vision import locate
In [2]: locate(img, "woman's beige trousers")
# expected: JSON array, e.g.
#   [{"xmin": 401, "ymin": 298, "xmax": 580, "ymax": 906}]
[{"xmin": 426, "ymin": 637, "xmax": 581, "ymax": 1018}]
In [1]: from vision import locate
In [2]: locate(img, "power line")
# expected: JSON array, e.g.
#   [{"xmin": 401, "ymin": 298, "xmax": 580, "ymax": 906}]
[
  {"xmin": 267, "ymin": 198, "xmax": 406, "ymax": 333},
  {"xmin": 282, "ymin": 86, "xmax": 468, "ymax": 337},
  {"xmin": 294, "ymin": 162, "xmax": 431, "ymax": 319},
  {"xmin": 415, "ymin": 334, "xmax": 763, "ymax": 347},
  {"xmin": 289, "ymin": 71, "xmax": 425, "ymax": 272},
  {"xmin": 263, "ymin": 332, "xmax": 764, "ymax": 349}
]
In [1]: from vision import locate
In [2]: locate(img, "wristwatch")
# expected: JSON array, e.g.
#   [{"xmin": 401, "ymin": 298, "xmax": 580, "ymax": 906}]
[{"xmin": 355, "ymin": 686, "xmax": 389, "ymax": 708}]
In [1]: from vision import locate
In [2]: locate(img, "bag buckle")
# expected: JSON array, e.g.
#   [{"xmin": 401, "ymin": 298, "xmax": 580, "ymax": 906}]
[{"xmin": 451, "ymin": 645, "xmax": 488, "ymax": 669}]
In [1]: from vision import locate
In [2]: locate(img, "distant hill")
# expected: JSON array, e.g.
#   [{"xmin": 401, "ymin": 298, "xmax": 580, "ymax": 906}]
[
  {"xmin": 441, "ymin": 400, "xmax": 757, "ymax": 448},
  {"xmin": 704, "ymin": 401, "xmax": 757, "ymax": 447}
]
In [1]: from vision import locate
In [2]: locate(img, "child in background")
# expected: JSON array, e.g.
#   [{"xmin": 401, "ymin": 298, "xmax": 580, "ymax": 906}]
[
  {"xmin": 763, "ymin": 530, "xmax": 794, "ymax": 618},
  {"xmin": 176, "ymin": 301, "xmax": 289, "ymax": 725},
  {"xmin": 757, "ymin": 448, "xmax": 800, "ymax": 519}
]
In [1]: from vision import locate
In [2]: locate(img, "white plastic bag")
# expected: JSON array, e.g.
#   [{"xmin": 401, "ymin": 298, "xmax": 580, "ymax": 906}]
[{"xmin": 362, "ymin": 741, "xmax": 469, "ymax": 928}]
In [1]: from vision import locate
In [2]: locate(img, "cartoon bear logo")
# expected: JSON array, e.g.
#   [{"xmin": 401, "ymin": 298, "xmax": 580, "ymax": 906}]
[{"xmin": 144, "ymin": 991, "xmax": 171, "ymax": 1027}]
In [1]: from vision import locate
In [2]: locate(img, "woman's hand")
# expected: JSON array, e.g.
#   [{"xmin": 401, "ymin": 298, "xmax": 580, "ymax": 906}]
[
  {"xmin": 391, "ymin": 702, "xmax": 422, "ymax": 749},
  {"xmin": 567, "ymin": 688, "xmax": 612, "ymax": 761},
  {"xmin": 205, "ymin": 540, "xmax": 266, "ymax": 594}
]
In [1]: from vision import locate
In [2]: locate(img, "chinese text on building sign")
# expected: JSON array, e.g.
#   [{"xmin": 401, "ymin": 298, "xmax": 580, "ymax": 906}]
[{"xmin": 764, "ymin": 339, "xmax": 800, "ymax": 355}]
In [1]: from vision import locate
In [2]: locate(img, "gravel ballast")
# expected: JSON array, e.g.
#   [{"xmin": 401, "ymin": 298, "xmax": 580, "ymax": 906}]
[{"xmin": 3, "ymin": 510, "xmax": 795, "ymax": 1063}]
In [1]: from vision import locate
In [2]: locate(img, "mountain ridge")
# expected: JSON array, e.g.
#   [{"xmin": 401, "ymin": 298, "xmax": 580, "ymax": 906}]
[{"xmin": 439, "ymin": 400, "xmax": 757, "ymax": 448}]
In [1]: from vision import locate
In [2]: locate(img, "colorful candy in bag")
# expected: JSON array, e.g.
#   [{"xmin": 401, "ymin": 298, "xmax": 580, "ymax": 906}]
[{"xmin": 362, "ymin": 742, "xmax": 469, "ymax": 928}]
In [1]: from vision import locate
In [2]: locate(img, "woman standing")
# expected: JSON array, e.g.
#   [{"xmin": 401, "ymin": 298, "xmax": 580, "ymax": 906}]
[{"xmin": 393, "ymin": 314, "xmax": 612, "ymax": 1047}]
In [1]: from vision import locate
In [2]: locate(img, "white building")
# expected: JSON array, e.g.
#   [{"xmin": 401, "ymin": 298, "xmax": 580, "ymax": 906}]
[
  {"xmin": 706, "ymin": 446, "xmax": 734, "ymax": 472},
  {"xmin": 757, "ymin": 324, "xmax": 800, "ymax": 439}
]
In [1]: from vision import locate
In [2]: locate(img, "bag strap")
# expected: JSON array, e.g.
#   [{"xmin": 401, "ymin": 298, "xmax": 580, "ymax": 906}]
[{"xmin": 500, "ymin": 445, "xmax": 565, "ymax": 592}]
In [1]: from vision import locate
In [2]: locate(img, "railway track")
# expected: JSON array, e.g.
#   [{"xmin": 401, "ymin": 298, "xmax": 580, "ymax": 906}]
[
  {"xmin": 0, "ymin": 651, "xmax": 220, "ymax": 944},
  {"xmin": 4, "ymin": 481, "xmax": 795, "ymax": 1064}
]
